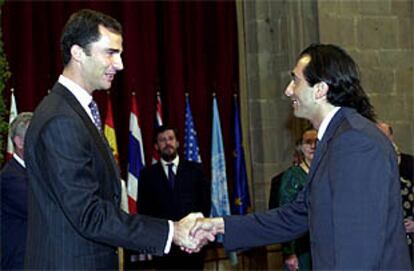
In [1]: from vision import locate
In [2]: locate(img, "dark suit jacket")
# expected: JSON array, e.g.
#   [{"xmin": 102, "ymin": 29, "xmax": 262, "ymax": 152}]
[
  {"xmin": 400, "ymin": 153, "xmax": 414, "ymax": 181},
  {"xmin": 137, "ymin": 160, "xmax": 210, "ymax": 269},
  {"xmin": 1, "ymin": 157, "xmax": 28, "ymax": 269},
  {"xmin": 223, "ymin": 107, "xmax": 411, "ymax": 269},
  {"xmin": 24, "ymin": 83, "xmax": 169, "ymax": 269},
  {"xmin": 268, "ymin": 171, "xmax": 284, "ymax": 209}
]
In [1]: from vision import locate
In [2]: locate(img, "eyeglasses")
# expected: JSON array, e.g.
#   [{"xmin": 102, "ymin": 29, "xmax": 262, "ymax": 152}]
[{"xmin": 302, "ymin": 139, "xmax": 316, "ymax": 145}]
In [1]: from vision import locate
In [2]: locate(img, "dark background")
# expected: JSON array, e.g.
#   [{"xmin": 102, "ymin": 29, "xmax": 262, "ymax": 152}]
[{"xmin": 2, "ymin": 1, "xmax": 239, "ymax": 184}]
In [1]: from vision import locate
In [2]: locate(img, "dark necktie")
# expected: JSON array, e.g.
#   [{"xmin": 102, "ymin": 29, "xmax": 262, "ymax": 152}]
[
  {"xmin": 167, "ymin": 163, "xmax": 175, "ymax": 190},
  {"xmin": 88, "ymin": 100, "xmax": 103, "ymax": 134}
]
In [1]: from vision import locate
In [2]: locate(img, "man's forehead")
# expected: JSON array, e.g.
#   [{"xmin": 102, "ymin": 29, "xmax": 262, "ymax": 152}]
[
  {"xmin": 303, "ymin": 130, "xmax": 317, "ymax": 141},
  {"xmin": 95, "ymin": 25, "xmax": 123, "ymax": 50},
  {"xmin": 294, "ymin": 55, "xmax": 311, "ymax": 73},
  {"xmin": 158, "ymin": 130, "xmax": 176, "ymax": 137}
]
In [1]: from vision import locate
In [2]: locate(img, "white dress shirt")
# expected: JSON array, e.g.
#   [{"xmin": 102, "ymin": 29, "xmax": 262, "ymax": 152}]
[
  {"xmin": 160, "ymin": 155, "xmax": 180, "ymax": 177},
  {"xmin": 317, "ymin": 106, "xmax": 341, "ymax": 141}
]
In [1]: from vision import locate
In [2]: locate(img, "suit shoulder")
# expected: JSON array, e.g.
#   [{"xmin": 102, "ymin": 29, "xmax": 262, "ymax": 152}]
[
  {"xmin": 333, "ymin": 116, "xmax": 394, "ymax": 158},
  {"xmin": 140, "ymin": 163, "xmax": 162, "ymax": 175},
  {"xmin": 181, "ymin": 160, "xmax": 202, "ymax": 168}
]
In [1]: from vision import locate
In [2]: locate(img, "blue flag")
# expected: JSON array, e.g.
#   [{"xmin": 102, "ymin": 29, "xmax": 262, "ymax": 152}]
[
  {"xmin": 232, "ymin": 95, "xmax": 250, "ymax": 215},
  {"xmin": 211, "ymin": 96, "xmax": 238, "ymax": 265},
  {"xmin": 210, "ymin": 96, "xmax": 231, "ymax": 219},
  {"xmin": 184, "ymin": 95, "xmax": 202, "ymax": 162}
]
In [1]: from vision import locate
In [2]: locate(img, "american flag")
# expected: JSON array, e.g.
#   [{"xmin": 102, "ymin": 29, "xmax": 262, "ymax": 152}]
[
  {"xmin": 127, "ymin": 93, "xmax": 146, "ymax": 214},
  {"xmin": 184, "ymin": 94, "xmax": 201, "ymax": 162}
]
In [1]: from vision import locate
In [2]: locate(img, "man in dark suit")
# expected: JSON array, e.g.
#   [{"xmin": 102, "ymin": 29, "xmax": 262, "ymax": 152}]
[
  {"xmin": 137, "ymin": 125, "xmax": 211, "ymax": 270},
  {"xmin": 1, "ymin": 112, "xmax": 32, "ymax": 269},
  {"xmin": 24, "ymin": 9, "xmax": 207, "ymax": 270},
  {"xmin": 190, "ymin": 44, "xmax": 411, "ymax": 269}
]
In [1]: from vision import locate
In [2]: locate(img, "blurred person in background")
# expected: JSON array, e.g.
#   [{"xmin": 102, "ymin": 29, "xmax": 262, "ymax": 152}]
[
  {"xmin": 1, "ymin": 112, "xmax": 33, "ymax": 269},
  {"xmin": 377, "ymin": 121, "xmax": 414, "ymax": 267},
  {"xmin": 278, "ymin": 129, "xmax": 317, "ymax": 271}
]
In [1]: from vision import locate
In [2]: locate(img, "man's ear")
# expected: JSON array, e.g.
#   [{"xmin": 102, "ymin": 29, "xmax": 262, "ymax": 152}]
[
  {"xmin": 154, "ymin": 143, "xmax": 160, "ymax": 151},
  {"xmin": 70, "ymin": 44, "xmax": 85, "ymax": 63},
  {"xmin": 314, "ymin": 81, "xmax": 329, "ymax": 100}
]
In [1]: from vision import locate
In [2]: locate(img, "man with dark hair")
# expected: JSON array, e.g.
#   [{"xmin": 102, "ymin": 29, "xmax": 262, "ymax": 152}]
[
  {"xmin": 190, "ymin": 44, "xmax": 410, "ymax": 269},
  {"xmin": 1, "ymin": 112, "xmax": 32, "ymax": 269},
  {"xmin": 24, "ymin": 9, "xmax": 207, "ymax": 269},
  {"xmin": 135, "ymin": 125, "xmax": 210, "ymax": 270}
]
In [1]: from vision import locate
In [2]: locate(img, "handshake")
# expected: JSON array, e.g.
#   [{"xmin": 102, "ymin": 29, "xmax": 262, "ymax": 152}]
[{"xmin": 172, "ymin": 212, "xmax": 225, "ymax": 253}]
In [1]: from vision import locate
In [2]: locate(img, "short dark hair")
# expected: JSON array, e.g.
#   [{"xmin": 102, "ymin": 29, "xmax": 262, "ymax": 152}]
[
  {"xmin": 299, "ymin": 44, "xmax": 376, "ymax": 122},
  {"xmin": 153, "ymin": 125, "xmax": 179, "ymax": 143},
  {"xmin": 60, "ymin": 9, "xmax": 122, "ymax": 66}
]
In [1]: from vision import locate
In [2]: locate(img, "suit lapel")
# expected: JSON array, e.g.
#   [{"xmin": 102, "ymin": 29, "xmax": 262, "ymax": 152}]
[
  {"xmin": 308, "ymin": 108, "xmax": 346, "ymax": 182},
  {"xmin": 52, "ymin": 83, "xmax": 120, "ymax": 187}
]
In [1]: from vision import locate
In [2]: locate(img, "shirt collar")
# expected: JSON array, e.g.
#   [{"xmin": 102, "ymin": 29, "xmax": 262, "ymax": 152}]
[
  {"xmin": 58, "ymin": 75, "xmax": 94, "ymax": 120},
  {"xmin": 161, "ymin": 155, "xmax": 180, "ymax": 168},
  {"xmin": 13, "ymin": 153, "xmax": 25, "ymax": 168},
  {"xmin": 317, "ymin": 106, "xmax": 341, "ymax": 141}
]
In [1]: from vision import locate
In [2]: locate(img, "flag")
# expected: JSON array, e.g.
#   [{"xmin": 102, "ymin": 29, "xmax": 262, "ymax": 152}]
[
  {"xmin": 103, "ymin": 93, "xmax": 119, "ymax": 164},
  {"xmin": 210, "ymin": 96, "xmax": 231, "ymax": 219},
  {"xmin": 184, "ymin": 94, "xmax": 201, "ymax": 162},
  {"xmin": 151, "ymin": 92, "xmax": 163, "ymax": 164},
  {"xmin": 210, "ymin": 95, "xmax": 238, "ymax": 265},
  {"xmin": 231, "ymin": 95, "xmax": 250, "ymax": 215},
  {"xmin": 6, "ymin": 89, "xmax": 18, "ymax": 160},
  {"xmin": 127, "ymin": 93, "xmax": 146, "ymax": 214}
]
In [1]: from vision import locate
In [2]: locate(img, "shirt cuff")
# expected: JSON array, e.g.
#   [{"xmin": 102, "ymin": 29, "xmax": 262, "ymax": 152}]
[{"xmin": 164, "ymin": 220, "xmax": 174, "ymax": 254}]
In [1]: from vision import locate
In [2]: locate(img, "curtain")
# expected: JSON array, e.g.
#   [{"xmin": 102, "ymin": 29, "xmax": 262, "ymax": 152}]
[{"xmin": 2, "ymin": 0, "xmax": 239, "ymax": 180}]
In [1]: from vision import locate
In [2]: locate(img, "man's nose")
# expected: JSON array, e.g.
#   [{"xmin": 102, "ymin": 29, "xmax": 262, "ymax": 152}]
[
  {"xmin": 113, "ymin": 55, "xmax": 124, "ymax": 71},
  {"xmin": 285, "ymin": 81, "xmax": 294, "ymax": 97}
]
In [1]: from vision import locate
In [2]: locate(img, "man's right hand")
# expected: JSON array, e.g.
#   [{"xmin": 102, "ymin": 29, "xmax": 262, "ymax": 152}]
[{"xmin": 173, "ymin": 212, "xmax": 203, "ymax": 252}]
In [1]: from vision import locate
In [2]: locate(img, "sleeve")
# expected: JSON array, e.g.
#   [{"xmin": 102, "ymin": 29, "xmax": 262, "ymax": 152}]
[
  {"xmin": 223, "ymin": 184, "xmax": 309, "ymax": 251},
  {"xmin": 328, "ymin": 130, "xmax": 394, "ymax": 268},
  {"xmin": 39, "ymin": 116, "xmax": 169, "ymax": 255}
]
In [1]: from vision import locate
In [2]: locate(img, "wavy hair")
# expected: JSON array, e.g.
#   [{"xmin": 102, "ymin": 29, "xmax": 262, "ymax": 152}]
[{"xmin": 299, "ymin": 44, "xmax": 376, "ymax": 122}]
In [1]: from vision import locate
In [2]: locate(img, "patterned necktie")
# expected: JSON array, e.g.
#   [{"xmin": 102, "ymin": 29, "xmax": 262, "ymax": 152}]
[
  {"xmin": 167, "ymin": 163, "xmax": 175, "ymax": 190},
  {"xmin": 88, "ymin": 100, "xmax": 103, "ymax": 134}
]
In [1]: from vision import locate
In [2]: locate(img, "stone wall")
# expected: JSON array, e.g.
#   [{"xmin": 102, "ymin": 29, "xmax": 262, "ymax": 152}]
[
  {"xmin": 241, "ymin": 0, "xmax": 319, "ymax": 213},
  {"xmin": 318, "ymin": 0, "xmax": 414, "ymax": 153},
  {"xmin": 241, "ymin": 0, "xmax": 414, "ymax": 213}
]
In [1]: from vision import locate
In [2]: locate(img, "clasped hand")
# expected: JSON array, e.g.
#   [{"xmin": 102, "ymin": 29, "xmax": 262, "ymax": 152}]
[{"xmin": 173, "ymin": 213, "xmax": 224, "ymax": 253}]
